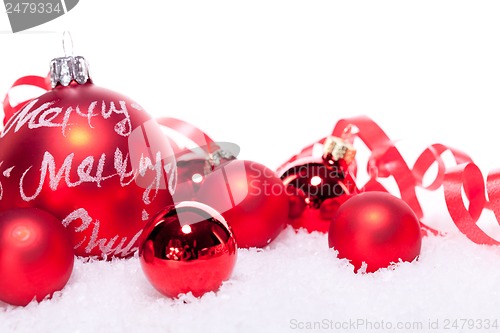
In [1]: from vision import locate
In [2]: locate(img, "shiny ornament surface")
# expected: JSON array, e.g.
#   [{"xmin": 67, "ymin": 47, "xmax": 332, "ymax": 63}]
[
  {"xmin": 164, "ymin": 141, "xmax": 238, "ymax": 204},
  {"xmin": 328, "ymin": 192, "xmax": 422, "ymax": 273},
  {"xmin": 139, "ymin": 201, "xmax": 237, "ymax": 298},
  {"xmin": 0, "ymin": 82, "xmax": 176, "ymax": 258},
  {"xmin": 280, "ymin": 158, "xmax": 357, "ymax": 233},
  {"xmin": 172, "ymin": 158, "xmax": 206, "ymax": 202},
  {"xmin": 196, "ymin": 160, "xmax": 289, "ymax": 248},
  {"xmin": 0, "ymin": 208, "xmax": 74, "ymax": 306}
]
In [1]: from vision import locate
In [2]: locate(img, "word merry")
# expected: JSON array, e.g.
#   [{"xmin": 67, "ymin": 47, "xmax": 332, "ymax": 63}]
[
  {"xmin": 1, "ymin": 97, "xmax": 134, "ymax": 138},
  {"xmin": 19, "ymin": 147, "xmax": 167, "ymax": 205}
]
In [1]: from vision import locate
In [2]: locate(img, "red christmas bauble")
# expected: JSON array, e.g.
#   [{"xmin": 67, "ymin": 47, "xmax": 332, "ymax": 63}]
[
  {"xmin": 280, "ymin": 159, "xmax": 357, "ymax": 233},
  {"xmin": 196, "ymin": 160, "xmax": 289, "ymax": 248},
  {"xmin": 172, "ymin": 157, "xmax": 206, "ymax": 202},
  {"xmin": 167, "ymin": 144, "xmax": 237, "ymax": 204},
  {"xmin": 139, "ymin": 201, "xmax": 237, "ymax": 298},
  {"xmin": 0, "ymin": 81, "xmax": 176, "ymax": 258},
  {"xmin": 0, "ymin": 208, "xmax": 74, "ymax": 306},
  {"xmin": 328, "ymin": 192, "xmax": 422, "ymax": 273}
]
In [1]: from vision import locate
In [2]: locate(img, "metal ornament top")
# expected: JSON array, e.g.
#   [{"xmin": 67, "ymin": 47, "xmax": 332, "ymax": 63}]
[
  {"xmin": 322, "ymin": 136, "xmax": 356, "ymax": 165},
  {"xmin": 49, "ymin": 32, "xmax": 90, "ymax": 88},
  {"xmin": 50, "ymin": 55, "xmax": 91, "ymax": 88},
  {"xmin": 204, "ymin": 149, "xmax": 237, "ymax": 174}
]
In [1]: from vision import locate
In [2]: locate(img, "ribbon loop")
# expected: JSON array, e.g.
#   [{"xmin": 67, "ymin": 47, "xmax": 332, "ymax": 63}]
[{"xmin": 2, "ymin": 75, "xmax": 51, "ymax": 126}]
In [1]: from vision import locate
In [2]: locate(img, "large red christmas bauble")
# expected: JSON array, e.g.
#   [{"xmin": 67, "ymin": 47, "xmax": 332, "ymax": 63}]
[
  {"xmin": 328, "ymin": 191, "xmax": 422, "ymax": 273},
  {"xmin": 0, "ymin": 208, "xmax": 74, "ymax": 306},
  {"xmin": 0, "ymin": 82, "xmax": 176, "ymax": 258},
  {"xmin": 196, "ymin": 160, "xmax": 289, "ymax": 248},
  {"xmin": 139, "ymin": 201, "xmax": 237, "ymax": 298}
]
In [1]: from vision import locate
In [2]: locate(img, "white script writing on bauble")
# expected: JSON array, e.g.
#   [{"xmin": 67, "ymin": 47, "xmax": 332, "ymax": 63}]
[
  {"xmin": 1, "ymin": 98, "xmax": 133, "ymax": 138},
  {"xmin": 18, "ymin": 147, "xmax": 167, "ymax": 204},
  {"xmin": 0, "ymin": 148, "xmax": 171, "ymax": 258},
  {"xmin": 62, "ymin": 208, "xmax": 141, "ymax": 257}
]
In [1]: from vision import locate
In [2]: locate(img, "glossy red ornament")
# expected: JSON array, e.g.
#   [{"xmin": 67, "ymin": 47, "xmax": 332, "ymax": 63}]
[
  {"xmin": 0, "ymin": 80, "xmax": 175, "ymax": 258},
  {"xmin": 169, "ymin": 145, "xmax": 236, "ymax": 203},
  {"xmin": 328, "ymin": 192, "xmax": 422, "ymax": 273},
  {"xmin": 139, "ymin": 201, "xmax": 237, "ymax": 298},
  {"xmin": 196, "ymin": 160, "xmax": 289, "ymax": 248},
  {"xmin": 0, "ymin": 208, "xmax": 74, "ymax": 306},
  {"xmin": 279, "ymin": 157, "xmax": 357, "ymax": 233},
  {"xmin": 173, "ymin": 157, "xmax": 207, "ymax": 202}
]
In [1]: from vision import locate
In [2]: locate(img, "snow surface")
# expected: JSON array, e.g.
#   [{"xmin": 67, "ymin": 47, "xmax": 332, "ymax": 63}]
[{"xmin": 1, "ymin": 228, "xmax": 500, "ymax": 333}]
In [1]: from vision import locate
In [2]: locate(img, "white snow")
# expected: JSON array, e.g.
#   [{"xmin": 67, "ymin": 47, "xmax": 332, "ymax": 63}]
[{"xmin": 1, "ymin": 228, "xmax": 500, "ymax": 333}]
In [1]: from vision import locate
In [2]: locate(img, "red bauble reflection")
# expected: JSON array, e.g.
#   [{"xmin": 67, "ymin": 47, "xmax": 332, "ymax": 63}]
[
  {"xmin": 172, "ymin": 158, "xmax": 207, "ymax": 202},
  {"xmin": 280, "ymin": 159, "xmax": 357, "ymax": 233},
  {"xmin": 328, "ymin": 192, "xmax": 422, "ymax": 273},
  {"xmin": 196, "ymin": 160, "xmax": 289, "ymax": 248},
  {"xmin": 0, "ymin": 208, "xmax": 74, "ymax": 306},
  {"xmin": 139, "ymin": 201, "xmax": 237, "ymax": 298},
  {"xmin": 0, "ymin": 82, "xmax": 175, "ymax": 258},
  {"xmin": 168, "ymin": 144, "xmax": 237, "ymax": 203},
  {"xmin": 288, "ymin": 193, "xmax": 355, "ymax": 233}
]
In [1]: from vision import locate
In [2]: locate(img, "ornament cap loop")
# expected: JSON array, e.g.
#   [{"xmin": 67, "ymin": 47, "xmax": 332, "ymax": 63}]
[
  {"xmin": 50, "ymin": 55, "xmax": 91, "ymax": 88},
  {"xmin": 62, "ymin": 31, "xmax": 74, "ymax": 57},
  {"xmin": 322, "ymin": 136, "xmax": 356, "ymax": 165}
]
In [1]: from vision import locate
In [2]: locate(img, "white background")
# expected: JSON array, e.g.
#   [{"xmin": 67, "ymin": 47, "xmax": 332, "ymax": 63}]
[{"xmin": 2, "ymin": 2, "xmax": 500, "ymax": 332}]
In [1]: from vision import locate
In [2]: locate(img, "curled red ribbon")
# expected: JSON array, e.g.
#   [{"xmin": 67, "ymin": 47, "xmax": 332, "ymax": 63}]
[
  {"xmin": 156, "ymin": 117, "xmax": 217, "ymax": 156},
  {"xmin": 4, "ymin": 75, "xmax": 500, "ymax": 245},
  {"xmin": 330, "ymin": 116, "xmax": 500, "ymax": 245},
  {"xmin": 2, "ymin": 75, "xmax": 51, "ymax": 126}
]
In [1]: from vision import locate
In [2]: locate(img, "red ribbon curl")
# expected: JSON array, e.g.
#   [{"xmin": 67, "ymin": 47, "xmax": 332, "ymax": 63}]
[
  {"xmin": 2, "ymin": 75, "xmax": 51, "ymax": 126},
  {"xmin": 331, "ymin": 116, "xmax": 500, "ymax": 245}
]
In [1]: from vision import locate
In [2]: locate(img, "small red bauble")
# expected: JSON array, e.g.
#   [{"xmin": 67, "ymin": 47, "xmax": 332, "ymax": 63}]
[
  {"xmin": 328, "ymin": 191, "xmax": 422, "ymax": 273},
  {"xmin": 139, "ymin": 201, "xmax": 237, "ymax": 298},
  {"xmin": 0, "ymin": 57, "xmax": 175, "ymax": 259},
  {"xmin": 280, "ymin": 158, "xmax": 357, "ymax": 233},
  {"xmin": 0, "ymin": 208, "xmax": 74, "ymax": 306},
  {"xmin": 172, "ymin": 158, "xmax": 207, "ymax": 202},
  {"xmin": 196, "ymin": 160, "xmax": 289, "ymax": 248}
]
